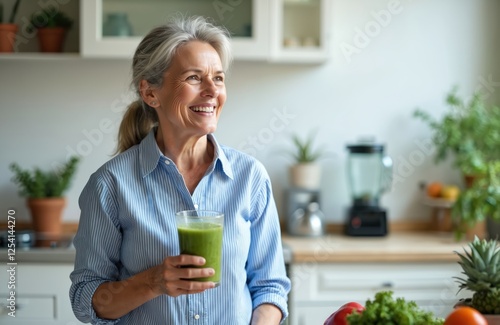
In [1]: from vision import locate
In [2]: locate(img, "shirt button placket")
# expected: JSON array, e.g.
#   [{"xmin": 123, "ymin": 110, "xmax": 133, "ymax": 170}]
[{"xmin": 194, "ymin": 314, "xmax": 200, "ymax": 320}]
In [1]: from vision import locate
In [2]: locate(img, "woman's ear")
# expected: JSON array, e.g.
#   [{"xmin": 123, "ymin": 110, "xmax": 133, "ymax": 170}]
[{"xmin": 139, "ymin": 80, "xmax": 159, "ymax": 108}]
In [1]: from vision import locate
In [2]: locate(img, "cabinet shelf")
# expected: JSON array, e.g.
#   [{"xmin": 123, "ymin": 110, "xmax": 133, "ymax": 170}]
[{"xmin": 0, "ymin": 53, "xmax": 80, "ymax": 60}]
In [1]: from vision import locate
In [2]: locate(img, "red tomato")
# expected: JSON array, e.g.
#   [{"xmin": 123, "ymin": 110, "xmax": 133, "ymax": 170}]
[{"xmin": 324, "ymin": 303, "xmax": 365, "ymax": 325}]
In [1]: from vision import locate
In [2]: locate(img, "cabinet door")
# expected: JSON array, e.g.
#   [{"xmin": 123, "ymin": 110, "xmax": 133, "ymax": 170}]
[
  {"xmin": 0, "ymin": 263, "xmax": 83, "ymax": 324},
  {"xmin": 81, "ymin": 0, "xmax": 269, "ymax": 60},
  {"xmin": 289, "ymin": 262, "xmax": 471, "ymax": 325},
  {"xmin": 270, "ymin": 0, "xmax": 331, "ymax": 63}
]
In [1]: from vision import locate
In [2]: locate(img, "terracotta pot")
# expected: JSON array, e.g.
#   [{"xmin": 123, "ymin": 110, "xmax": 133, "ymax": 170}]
[
  {"xmin": 289, "ymin": 163, "xmax": 321, "ymax": 190},
  {"xmin": 27, "ymin": 198, "xmax": 66, "ymax": 235},
  {"xmin": 0, "ymin": 24, "xmax": 18, "ymax": 52},
  {"xmin": 37, "ymin": 27, "xmax": 67, "ymax": 52}
]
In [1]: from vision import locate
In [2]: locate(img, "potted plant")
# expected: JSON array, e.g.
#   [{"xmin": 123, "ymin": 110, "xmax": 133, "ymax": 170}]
[
  {"xmin": 0, "ymin": 0, "xmax": 21, "ymax": 52},
  {"xmin": 28, "ymin": 6, "xmax": 73, "ymax": 52},
  {"xmin": 287, "ymin": 132, "xmax": 324, "ymax": 190},
  {"xmin": 453, "ymin": 237, "xmax": 500, "ymax": 323},
  {"xmin": 9, "ymin": 156, "xmax": 80, "ymax": 235},
  {"xmin": 414, "ymin": 87, "xmax": 500, "ymax": 239}
]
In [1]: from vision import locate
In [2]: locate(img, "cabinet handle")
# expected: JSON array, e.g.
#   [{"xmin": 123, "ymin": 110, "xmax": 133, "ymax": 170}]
[
  {"xmin": 0, "ymin": 303, "xmax": 22, "ymax": 315},
  {"xmin": 381, "ymin": 282, "xmax": 393, "ymax": 288}
]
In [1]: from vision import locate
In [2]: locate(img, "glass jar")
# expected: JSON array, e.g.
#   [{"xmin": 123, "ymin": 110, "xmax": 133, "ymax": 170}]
[{"xmin": 103, "ymin": 13, "xmax": 133, "ymax": 37}]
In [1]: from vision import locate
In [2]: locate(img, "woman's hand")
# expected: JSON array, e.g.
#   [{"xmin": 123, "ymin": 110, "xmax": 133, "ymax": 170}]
[
  {"xmin": 149, "ymin": 254, "xmax": 216, "ymax": 297},
  {"xmin": 92, "ymin": 254, "xmax": 215, "ymax": 320}
]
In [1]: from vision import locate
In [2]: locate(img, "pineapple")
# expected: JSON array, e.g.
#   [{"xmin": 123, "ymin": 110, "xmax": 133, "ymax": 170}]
[{"xmin": 454, "ymin": 236, "xmax": 500, "ymax": 314}]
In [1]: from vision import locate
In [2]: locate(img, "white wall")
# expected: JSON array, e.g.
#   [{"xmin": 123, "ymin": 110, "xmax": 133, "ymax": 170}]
[{"xmin": 1, "ymin": 0, "xmax": 499, "ymax": 226}]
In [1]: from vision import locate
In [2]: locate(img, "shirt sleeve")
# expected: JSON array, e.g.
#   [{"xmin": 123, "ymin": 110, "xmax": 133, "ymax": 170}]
[
  {"xmin": 69, "ymin": 171, "xmax": 123, "ymax": 325},
  {"xmin": 246, "ymin": 168, "xmax": 292, "ymax": 323}
]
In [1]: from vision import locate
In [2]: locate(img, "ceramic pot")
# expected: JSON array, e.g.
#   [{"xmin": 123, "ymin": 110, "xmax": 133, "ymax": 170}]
[
  {"xmin": 27, "ymin": 197, "xmax": 66, "ymax": 235},
  {"xmin": 37, "ymin": 27, "xmax": 67, "ymax": 52},
  {"xmin": 289, "ymin": 163, "xmax": 321, "ymax": 190},
  {"xmin": 0, "ymin": 24, "xmax": 18, "ymax": 52}
]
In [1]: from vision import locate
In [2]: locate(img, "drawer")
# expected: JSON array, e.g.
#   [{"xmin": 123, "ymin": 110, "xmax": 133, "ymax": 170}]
[{"xmin": 290, "ymin": 262, "xmax": 465, "ymax": 301}]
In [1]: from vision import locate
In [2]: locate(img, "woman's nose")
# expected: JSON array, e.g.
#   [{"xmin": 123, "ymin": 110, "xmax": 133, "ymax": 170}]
[{"xmin": 201, "ymin": 79, "xmax": 218, "ymax": 97}]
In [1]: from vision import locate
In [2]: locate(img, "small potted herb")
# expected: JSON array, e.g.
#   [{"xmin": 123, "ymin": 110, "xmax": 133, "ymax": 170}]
[
  {"xmin": 9, "ymin": 156, "xmax": 80, "ymax": 235},
  {"xmin": 287, "ymin": 132, "xmax": 325, "ymax": 190},
  {"xmin": 28, "ymin": 6, "xmax": 73, "ymax": 52},
  {"xmin": 0, "ymin": 0, "xmax": 21, "ymax": 52}
]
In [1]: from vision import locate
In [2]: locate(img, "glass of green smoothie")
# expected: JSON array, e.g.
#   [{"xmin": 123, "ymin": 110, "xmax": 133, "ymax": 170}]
[{"xmin": 175, "ymin": 210, "xmax": 224, "ymax": 286}]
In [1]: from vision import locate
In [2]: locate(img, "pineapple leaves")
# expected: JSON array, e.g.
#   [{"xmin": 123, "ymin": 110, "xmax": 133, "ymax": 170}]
[{"xmin": 454, "ymin": 236, "xmax": 500, "ymax": 314}]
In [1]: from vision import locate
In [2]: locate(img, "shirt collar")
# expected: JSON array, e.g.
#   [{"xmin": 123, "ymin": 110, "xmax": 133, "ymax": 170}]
[{"xmin": 139, "ymin": 129, "xmax": 233, "ymax": 180}]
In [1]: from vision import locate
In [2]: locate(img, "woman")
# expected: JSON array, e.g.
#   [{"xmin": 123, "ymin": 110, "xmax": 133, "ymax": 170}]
[{"xmin": 70, "ymin": 16, "xmax": 290, "ymax": 325}]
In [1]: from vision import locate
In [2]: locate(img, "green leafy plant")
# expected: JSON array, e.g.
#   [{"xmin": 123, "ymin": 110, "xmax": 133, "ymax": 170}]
[
  {"xmin": 9, "ymin": 156, "xmax": 80, "ymax": 198},
  {"xmin": 288, "ymin": 132, "xmax": 324, "ymax": 163},
  {"xmin": 28, "ymin": 6, "xmax": 73, "ymax": 31},
  {"xmin": 413, "ymin": 87, "xmax": 500, "ymax": 176},
  {"xmin": 0, "ymin": 0, "xmax": 21, "ymax": 24},
  {"xmin": 346, "ymin": 291, "xmax": 444, "ymax": 325},
  {"xmin": 454, "ymin": 236, "xmax": 500, "ymax": 314},
  {"xmin": 414, "ymin": 87, "xmax": 500, "ymax": 238}
]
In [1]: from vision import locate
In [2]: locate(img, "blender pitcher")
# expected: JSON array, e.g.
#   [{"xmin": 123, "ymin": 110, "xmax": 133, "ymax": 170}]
[
  {"xmin": 346, "ymin": 142, "xmax": 393, "ymax": 207},
  {"xmin": 345, "ymin": 141, "xmax": 393, "ymax": 236}
]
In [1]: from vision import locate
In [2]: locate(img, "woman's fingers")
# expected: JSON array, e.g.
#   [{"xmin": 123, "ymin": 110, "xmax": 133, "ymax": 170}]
[
  {"xmin": 158, "ymin": 255, "xmax": 216, "ymax": 297},
  {"xmin": 167, "ymin": 254, "xmax": 207, "ymax": 267}
]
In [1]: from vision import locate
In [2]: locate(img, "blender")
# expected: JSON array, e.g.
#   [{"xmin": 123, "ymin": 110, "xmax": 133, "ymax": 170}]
[{"xmin": 345, "ymin": 141, "xmax": 393, "ymax": 236}]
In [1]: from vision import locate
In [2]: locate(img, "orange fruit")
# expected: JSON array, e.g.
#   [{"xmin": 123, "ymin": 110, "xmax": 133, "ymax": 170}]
[
  {"xmin": 427, "ymin": 182, "xmax": 443, "ymax": 198},
  {"xmin": 444, "ymin": 306, "xmax": 487, "ymax": 325}
]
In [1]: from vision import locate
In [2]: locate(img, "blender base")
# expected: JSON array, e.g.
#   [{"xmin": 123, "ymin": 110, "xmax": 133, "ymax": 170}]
[{"xmin": 345, "ymin": 206, "xmax": 388, "ymax": 236}]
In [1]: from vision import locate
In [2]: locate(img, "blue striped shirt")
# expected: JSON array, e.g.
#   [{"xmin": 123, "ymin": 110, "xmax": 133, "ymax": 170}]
[{"xmin": 69, "ymin": 130, "xmax": 291, "ymax": 325}]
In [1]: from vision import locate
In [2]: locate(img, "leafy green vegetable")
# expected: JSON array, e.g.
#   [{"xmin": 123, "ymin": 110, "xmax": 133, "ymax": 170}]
[{"xmin": 346, "ymin": 291, "xmax": 444, "ymax": 325}]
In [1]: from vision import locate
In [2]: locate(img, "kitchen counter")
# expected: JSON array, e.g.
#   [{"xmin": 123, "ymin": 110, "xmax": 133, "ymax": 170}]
[
  {"xmin": 281, "ymin": 232, "xmax": 466, "ymax": 263},
  {"xmin": 0, "ymin": 232, "xmax": 467, "ymax": 264},
  {"xmin": 0, "ymin": 247, "xmax": 76, "ymax": 263}
]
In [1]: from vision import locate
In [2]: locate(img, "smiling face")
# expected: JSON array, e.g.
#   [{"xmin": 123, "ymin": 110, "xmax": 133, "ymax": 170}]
[{"xmin": 148, "ymin": 41, "xmax": 226, "ymax": 140}]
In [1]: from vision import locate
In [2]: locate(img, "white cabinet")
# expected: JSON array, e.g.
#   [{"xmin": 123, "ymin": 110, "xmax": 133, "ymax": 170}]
[
  {"xmin": 81, "ymin": 0, "xmax": 270, "ymax": 60},
  {"xmin": 0, "ymin": 263, "xmax": 83, "ymax": 325},
  {"xmin": 80, "ymin": 0, "xmax": 330, "ymax": 62},
  {"xmin": 288, "ymin": 262, "xmax": 470, "ymax": 325}
]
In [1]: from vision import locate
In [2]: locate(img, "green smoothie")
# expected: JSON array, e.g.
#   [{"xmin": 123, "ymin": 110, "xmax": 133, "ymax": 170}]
[{"xmin": 177, "ymin": 222, "xmax": 223, "ymax": 284}]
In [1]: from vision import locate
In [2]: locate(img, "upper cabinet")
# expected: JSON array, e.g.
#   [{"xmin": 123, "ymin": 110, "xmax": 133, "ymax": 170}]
[
  {"xmin": 81, "ymin": 0, "xmax": 270, "ymax": 60},
  {"xmin": 0, "ymin": 0, "xmax": 330, "ymax": 63},
  {"xmin": 81, "ymin": 0, "xmax": 330, "ymax": 63}
]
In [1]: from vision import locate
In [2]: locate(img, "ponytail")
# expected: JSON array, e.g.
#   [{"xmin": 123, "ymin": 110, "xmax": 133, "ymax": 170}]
[{"xmin": 115, "ymin": 100, "xmax": 158, "ymax": 154}]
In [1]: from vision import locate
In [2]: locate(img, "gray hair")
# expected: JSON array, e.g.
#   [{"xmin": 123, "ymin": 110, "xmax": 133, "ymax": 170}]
[{"xmin": 115, "ymin": 16, "xmax": 232, "ymax": 154}]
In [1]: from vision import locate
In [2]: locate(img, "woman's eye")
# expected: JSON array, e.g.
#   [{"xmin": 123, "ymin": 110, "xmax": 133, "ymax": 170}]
[
  {"xmin": 186, "ymin": 75, "xmax": 201, "ymax": 82},
  {"xmin": 214, "ymin": 76, "xmax": 224, "ymax": 83}
]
